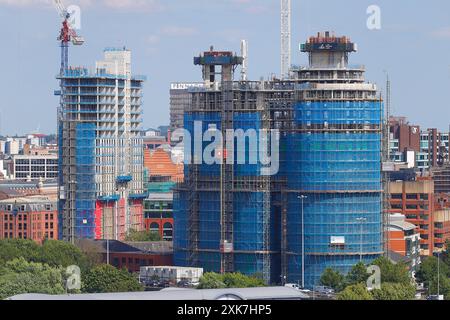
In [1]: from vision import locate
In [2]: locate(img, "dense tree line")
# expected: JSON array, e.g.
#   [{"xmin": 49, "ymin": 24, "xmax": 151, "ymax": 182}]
[
  {"xmin": 0, "ymin": 239, "xmax": 143, "ymax": 299},
  {"xmin": 320, "ymin": 257, "xmax": 417, "ymax": 300}
]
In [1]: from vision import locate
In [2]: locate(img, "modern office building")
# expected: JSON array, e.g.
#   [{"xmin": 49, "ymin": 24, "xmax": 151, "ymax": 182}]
[
  {"xmin": 169, "ymin": 82, "xmax": 205, "ymax": 135},
  {"xmin": 432, "ymin": 164, "xmax": 450, "ymax": 194},
  {"xmin": 174, "ymin": 33, "xmax": 384, "ymax": 288},
  {"xmin": 57, "ymin": 48, "xmax": 146, "ymax": 242},
  {"xmin": 389, "ymin": 177, "xmax": 435, "ymax": 256},
  {"xmin": 433, "ymin": 208, "xmax": 450, "ymax": 251},
  {"xmin": 12, "ymin": 154, "xmax": 58, "ymax": 180},
  {"xmin": 389, "ymin": 116, "xmax": 450, "ymax": 171}
]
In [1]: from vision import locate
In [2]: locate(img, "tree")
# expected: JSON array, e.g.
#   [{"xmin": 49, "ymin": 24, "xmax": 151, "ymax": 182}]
[
  {"xmin": 125, "ymin": 229, "xmax": 162, "ymax": 242},
  {"xmin": 344, "ymin": 262, "xmax": 369, "ymax": 287},
  {"xmin": 0, "ymin": 258, "xmax": 66, "ymax": 300},
  {"xmin": 416, "ymin": 256, "xmax": 450, "ymax": 292},
  {"xmin": 416, "ymin": 256, "xmax": 450, "ymax": 298},
  {"xmin": 0, "ymin": 239, "xmax": 41, "ymax": 265},
  {"xmin": 337, "ymin": 283, "xmax": 373, "ymax": 300},
  {"xmin": 371, "ymin": 283, "xmax": 416, "ymax": 300},
  {"xmin": 222, "ymin": 273, "xmax": 266, "ymax": 288},
  {"xmin": 40, "ymin": 240, "xmax": 91, "ymax": 271},
  {"xmin": 197, "ymin": 273, "xmax": 226, "ymax": 289},
  {"xmin": 197, "ymin": 272, "xmax": 266, "ymax": 289},
  {"xmin": 372, "ymin": 256, "xmax": 411, "ymax": 285},
  {"xmin": 320, "ymin": 268, "xmax": 345, "ymax": 292},
  {"xmin": 81, "ymin": 264, "xmax": 143, "ymax": 293},
  {"xmin": 0, "ymin": 239, "xmax": 94, "ymax": 272}
]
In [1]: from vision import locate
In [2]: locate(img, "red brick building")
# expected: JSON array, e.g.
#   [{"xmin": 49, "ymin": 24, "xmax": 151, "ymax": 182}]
[
  {"xmin": 144, "ymin": 193, "xmax": 173, "ymax": 241},
  {"xmin": 390, "ymin": 116, "xmax": 420, "ymax": 153},
  {"xmin": 388, "ymin": 214, "xmax": 421, "ymax": 272},
  {"xmin": 77, "ymin": 239, "xmax": 173, "ymax": 273},
  {"xmin": 0, "ymin": 196, "xmax": 58, "ymax": 244},
  {"xmin": 433, "ymin": 208, "xmax": 450, "ymax": 251},
  {"xmin": 389, "ymin": 177, "xmax": 435, "ymax": 256}
]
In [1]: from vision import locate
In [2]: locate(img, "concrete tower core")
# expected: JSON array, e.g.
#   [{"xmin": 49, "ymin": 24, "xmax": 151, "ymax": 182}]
[{"xmin": 301, "ymin": 31, "xmax": 357, "ymax": 69}]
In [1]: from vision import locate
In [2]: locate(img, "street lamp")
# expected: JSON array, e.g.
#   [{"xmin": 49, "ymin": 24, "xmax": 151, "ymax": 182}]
[
  {"xmin": 356, "ymin": 217, "xmax": 367, "ymax": 263},
  {"xmin": 298, "ymin": 195, "xmax": 307, "ymax": 288}
]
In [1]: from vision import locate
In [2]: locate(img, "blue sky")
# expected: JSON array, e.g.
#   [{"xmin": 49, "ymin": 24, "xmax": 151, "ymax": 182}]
[{"xmin": 1, "ymin": 0, "xmax": 450, "ymax": 135}]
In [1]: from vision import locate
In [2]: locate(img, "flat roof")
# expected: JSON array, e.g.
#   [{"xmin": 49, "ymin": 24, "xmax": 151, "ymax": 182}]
[
  {"xmin": 7, "ymin": 287, "xmax": 309, "ymax": 301},
  {"xmin": 0, "ymin": 195, "xmax": 55, "ymax": 204}
]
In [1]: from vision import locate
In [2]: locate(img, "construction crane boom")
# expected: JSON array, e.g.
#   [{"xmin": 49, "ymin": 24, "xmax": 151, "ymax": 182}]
[
  {"xmin": 281, "ymin": 0, "xmax": 291, "ymax": 80},
  {"xmin": 53, "ymin": 0, "xmax": 84, "ymax": 75}
]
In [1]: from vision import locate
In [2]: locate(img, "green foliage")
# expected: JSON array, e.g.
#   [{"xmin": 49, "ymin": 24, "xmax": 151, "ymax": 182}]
[
  {"xmin": 197, "ymin": 273, "xmax": 226, "ymax": 289},
  {"xmin": 222, "ymin": 273, "xmax": 266, "ymax": 288},
  {"xmin": 81, "ymin": 264, "xmax": 144, "ymax": 293},
  {"xmin": 0, "ymin": 258, "xmax": 65, "ymax": 299},
  {"xmin": 337, "ymin": 283, "xmax": 373, "ymax": 300},
  {"xmin": 320, "ymin": 268, "xmax": 345, "ymax": 292},
  {"xmin": 372, "ymin": 256, "xmax": 411, "ymax": 285},
  {"xmin": 197, "ymin": 272, "xmax": 266, "ymax": 289},
  {"xmin": 416, "ymin": 256, "xmax": 450, "ymax": 298},
  {"xmin": 40, "ymin": 240, "xmax": 90, "ymax": 271},
  {"xmin": 124, "ymin": 229, "xmax": 162, "ymax": 242},
  {"xmin": 0, "ymin": 239, "xmax": 41, "ymax": 265},
  {"xmin": 344, "ymin": 262, "xmax": 369, "ymax": 287},
  {"xmin": 326, "ymin": 257, "xmax": 417, "ymax": 300},
  {"xmin": 0, "ymin": 239, "xmax": 92, "ymax": 272},
  {"xmin": 371, "ymin": 283, "xmax": 416, "ymax": 300}
]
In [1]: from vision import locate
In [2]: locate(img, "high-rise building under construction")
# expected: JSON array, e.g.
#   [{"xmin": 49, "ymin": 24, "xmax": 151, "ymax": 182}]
[
  {"xmin": 57, "ymin": 48, "xmax": 147, "ymax": 242},
  {"xmin": 173, "ymin": 32, "xmax": 384, "ymax": 288}
]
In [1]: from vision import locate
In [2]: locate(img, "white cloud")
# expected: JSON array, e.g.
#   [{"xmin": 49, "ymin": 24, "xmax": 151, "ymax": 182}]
[{"xmin": 430, "ymin": 27, "xmax": 450, "ymax": 39}]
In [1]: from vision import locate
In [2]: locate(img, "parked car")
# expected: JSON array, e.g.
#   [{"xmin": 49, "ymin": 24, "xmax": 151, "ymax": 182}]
[
  {"xmin": 315, "ymin": 286, "xmax": 335, "ymax": 296},
  {"xmin": 177, "ymin": 280, "xmax": 191, "ymax": 288}
]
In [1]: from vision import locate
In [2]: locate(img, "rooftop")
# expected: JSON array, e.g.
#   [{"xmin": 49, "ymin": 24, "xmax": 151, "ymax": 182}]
[
  {"xmin": 0, "ymin": 195, "xmax": 56, "ymax": 204},
  {"xmin": 7, "ymin": 286, "xmax": 309, "ymax": 301}
]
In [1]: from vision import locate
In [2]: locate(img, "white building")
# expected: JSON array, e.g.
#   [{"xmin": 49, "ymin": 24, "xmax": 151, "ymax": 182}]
[
  {"xmin": 140, "ymin": 266, "xmax": 204, "ymax": 284},
  {"xmin": 12, "ymin": 154, "xmax": 58, "ymax": 180}
]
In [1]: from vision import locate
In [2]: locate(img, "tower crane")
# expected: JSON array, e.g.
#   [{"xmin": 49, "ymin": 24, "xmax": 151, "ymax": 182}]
[{"xmin": 53, "ymin": 0, "xmax": 84, "ymax": 75}]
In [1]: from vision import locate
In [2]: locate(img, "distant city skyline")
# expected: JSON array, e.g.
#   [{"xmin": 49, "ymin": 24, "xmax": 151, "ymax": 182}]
[{"xmin": 1, "ymin": 0, "xmax": 450, "ymax": 135}]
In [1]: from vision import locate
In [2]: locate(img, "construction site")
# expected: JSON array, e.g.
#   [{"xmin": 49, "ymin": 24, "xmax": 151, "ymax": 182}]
[
  {"xmin": 174, "ymin": 29, "xmax": 386, "ymax": 287},
  {"xmin": 54, "ymin": 0, "xmax": 147, "ymax": 242}
]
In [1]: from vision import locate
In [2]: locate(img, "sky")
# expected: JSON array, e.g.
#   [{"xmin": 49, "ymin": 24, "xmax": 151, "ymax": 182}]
[{"xmin": 1, "ymin": 0, "xmax": 450, "ymax": 135}]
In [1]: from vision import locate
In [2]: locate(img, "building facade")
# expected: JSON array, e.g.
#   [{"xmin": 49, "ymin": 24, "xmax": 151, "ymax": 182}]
[
  {"xmin": 12, "ymin": 155, "xmax": 58, "ymax": 180},
  {"xmin": 387, "ymin": 213, "xmax": 421, "ymax": 272},
  {"xmin": 169, "ymin": 82, "xmax": 205, "ymax": 135},
  {"xmin": 433, "ymin": 209, "xmax": 450, "ymax": 251},
  {"xmin": 389, "ymin": 116, "xmax": 450, "ymax": 171},
  {"xmin": 0, "ymin": 196, "xmax": 58, "ymax": 243},
  {"xmin": 174, "ymin": 33, "xmax": 384, "ymax": 288},
  {"xmin": 57, "ymin": 48, "xmax": 146, "ymax": 242},
  {"xmin": 389, "ymin": 177, "xmax": 435, "ymax": 256},
  {"xmin": 144, "ymin": 193, "xmax": 174, "ymax": 241}
]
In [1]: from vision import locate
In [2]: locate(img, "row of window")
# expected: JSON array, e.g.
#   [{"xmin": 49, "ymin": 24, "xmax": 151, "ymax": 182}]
[
  {"xmin": 3, "ymin": 222, "xmax": 54, "ymax": 230},
  {"xmin": 2, "ymin": 231, "xmax": 55, "ymax": 239},
  {"xmin": 391, "ymin": 193, "xmax": 429, "ymax": 200},
  {"xmin": 0, "ymin": 204, "xmax": 54, "ymax": 211},
  {"xmin": 15, "ymin": 159, "xmax": 58, "ymax": 165}
]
